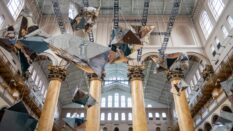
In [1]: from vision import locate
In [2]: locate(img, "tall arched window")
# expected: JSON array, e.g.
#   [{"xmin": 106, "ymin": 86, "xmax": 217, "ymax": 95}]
[
  {"xmin": 199, "ymin": 11, "xmax": 213, "ymax": 39},
  {"xmin": 127, "ymin": 97, "xmax": 132, "ymax": 107},
  {"xmin": 208, "ymin": 0, "xmax": 224, "ymax": 20},
  {"xmin": 121, "ymin": 96, "xmax": 126, "ymax": 107},
  {"xmin": 121, "ymin": 113, "xmax": 125, "ymax": 121},
  {"xmin": 114, "ymin": 113, "xmax": 119, "ymax": 121},
  {"xmin": 108, "ymin": 113, "xmax": 112, "ymax": 121},
  {"xmin": 101, "ymin": 113, "xmax": 105, "ymax": 121},
  {"xmin": 7, "ymin": 0, "xmax": 25, "ymax": 20},
  {"xmin": 101, "ymin": 97, "xmax": 106, "ymax": 107},
  {"xmin": 128, "ymin": 113, "xmax": 132, "ymax": 121},
  {"xmin": 108, "ymin": 96, "xmax": 112, "ymax": 107},
  {"xmin": 114, "ymin": 93, "xmax": 119, "ymax": 107}
]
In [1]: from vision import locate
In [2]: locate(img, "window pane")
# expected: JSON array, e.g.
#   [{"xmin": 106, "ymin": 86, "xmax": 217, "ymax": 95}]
[
  {"xmin": 221, "ymin": 26, "xmax": 229, "ymax": 38},
  {"xmin": 80, "ymin": 113, "xmax": 85, "ymax": 117},
  {"xmin": 7, "ymin": 0, "xmax": 25, "ymax": 20},
  {"xmin": 101, "ymin": 97, "xmax": 106, "ymax": 107},
  {"xmin": 155, "ymin": 113, "xmax": 160, "ymax": 118},
  {"xmin": 127, "ymin": 97, "xmax": 132, "ymax": 107},
  {"xmin": 162, "ymin": 112, "xmax": 167, "ymax": 118},
  {"xmin": 208, "ymin": 0, "xmax": 224, "ymax": 20},
  {"xmin": 128, "ymin": 113, "xmax": 132, "ymax": 121},
  {"xmin": 108, "ymin": 113, "xmax": 112, "ymax": 121},
  {"xmin": 108, "ymin": 96, "xmax": 112, "ymax": 107},
  {"xmin": 101, "ymin": 113, "xmax": 105, "ymax": 121},
  {"xmin": 227, "ymin": 16, "xmax": 233, "ymax": 28},
  {"xmin": 114, "ymin": 93, "xmax": 119, "ymax": 107},
  {"xmin": 147, "ymin": 104, "xmax": 152, "ymax": 108},
  {"xmin": 66, "ymin": 113, "xmax": 71, "ymax": 118},
  {"xmin": 114, "ymin": 113, "xmax": 119, "ymax": 121},
  {"xmin": 121, "ymin": 113, "xmax": 125, "ymax": 121},
  {"xmin": 148, "ymin": 112, "xmax": 153, "ymax": 118},
  {"xmin": 199, "ymin": 11, "xmax": 213, "ymax": 39},
  {"xmin": 121, "ymin": 96, "xmax": 125, "ymax": 107}
]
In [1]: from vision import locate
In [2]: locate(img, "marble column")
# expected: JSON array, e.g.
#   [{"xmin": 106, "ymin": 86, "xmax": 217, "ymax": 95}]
[
  {"xmin": 167, "ymin": 71, "xmax": 194, "ymax": 131},
  {"xmin": 37, "ymin": 65, "xmax": 66, "ymax": 131},
  {"xmin": 85, "ymin": 74, "xmax": 102, "ymax": 131},
  {"xmin": 128, "ymin": 66, "xmax": 148, "ymax": 131}
]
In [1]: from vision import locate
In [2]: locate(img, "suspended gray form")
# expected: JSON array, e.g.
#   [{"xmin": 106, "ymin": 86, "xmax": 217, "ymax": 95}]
[{"xmin": 0, "ymin": 101, "xmax": 37, "ymax": 131}]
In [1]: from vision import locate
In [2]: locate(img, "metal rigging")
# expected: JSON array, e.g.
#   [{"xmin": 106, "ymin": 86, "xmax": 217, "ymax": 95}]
[
  {"xmin": 159, "ymin": 0, "xmax": 181, "ymax": 58},
  {"xmin": 51, "ymin": 0, "xmax": 66, "ymax": 34},
  {"xmin": 83, "ymin": 0, "xmax": 95, "ymax": 42},
  {"xmin": 137, "ymin": 0, "xmax": 150, "ymax": 62}
]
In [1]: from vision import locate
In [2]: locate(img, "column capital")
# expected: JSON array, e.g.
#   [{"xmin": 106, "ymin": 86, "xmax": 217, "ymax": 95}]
[
  {"xmin": 87, "ymin": 73, "xmax": 104, "ymax": 81},
  {"xmin": 48, "ymin": 65, "xmax": 67, "ymax": 81},
  {"xmin": 201, "ymin": 64, "xmax": 214, "ymax": 81},
  {"xmin": 128, "ymin": 66, "xmax": 144, "ymax": 81},
  {"xmin": 167, "ymin": 71, "xmax": 184, "ymax": 81}
]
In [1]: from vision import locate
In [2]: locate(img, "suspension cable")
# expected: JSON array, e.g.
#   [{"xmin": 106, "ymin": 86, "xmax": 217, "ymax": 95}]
[
  {"xmin": 137, "ymin": 0, "xmax": 150, "ymax": 62},
  {"xmin": 51, "ymin": 0, "xmax": 66, "ymax": 34},
  {"xmin": 83, "ymin": 0, "xmax": 95, "ymax": 42},
  {"xmin": 159, "ymin": 0, "xmax": 181, "ymax": 58}
]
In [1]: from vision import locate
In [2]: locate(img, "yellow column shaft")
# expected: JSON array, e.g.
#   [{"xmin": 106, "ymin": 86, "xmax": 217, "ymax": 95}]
[
  {"xmin": 85, "ymin": 79, "xmax": 102, "ymax": 131},
  {"xmin": 131, "ymin": 79, "xmax": 148, "ymax": 131},
  {"xmin": 171, "ymin": 79, "xmax": 194, "ymax": 131},
  {"xmin": 37, "ymin": 79, "xmax": 62, "ymax": 131}
]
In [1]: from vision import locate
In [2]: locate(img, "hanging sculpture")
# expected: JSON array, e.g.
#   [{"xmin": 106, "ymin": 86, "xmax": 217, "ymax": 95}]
[{"xmin": 70, "ymin": 6, "xmax": 100, "ymax": 33}]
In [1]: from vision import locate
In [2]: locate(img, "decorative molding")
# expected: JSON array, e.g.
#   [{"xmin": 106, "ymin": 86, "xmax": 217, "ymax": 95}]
[
  {"xmin": 128, "ymin": 66, "xmax": 144, "ymax": 81},
  {"xmin": 48, "ymin": 65, "xmax": 67, "ymax": 81}
]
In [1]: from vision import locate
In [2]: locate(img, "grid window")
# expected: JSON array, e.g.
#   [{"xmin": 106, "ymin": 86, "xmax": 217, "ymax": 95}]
[
  {"xmin": 0, "ymin": 16, "xmax": 5, "ymax": 29},
  {"xmin": 68, "ymin": 4, "xmax": 77, "ymax": 19},
  {"xmin": 101, "ymin": 113, "xmax": 105, "ymax": 121},
  {"xmin": 114, "ymin": 93, "xmax": 119, "ymax": 107},
  {"xmin": 227, "ymin": 16, "xmax": 233, "ymax": 29},
  {"xmin": 208, "ymin": 0, "xmax": 224, "ymax": 20},
  {"xmin": 108, "ymin": 95, "xmax": 112, "ymax": 107},
  {"xmin": 7, "ymin": 0, "xmax": 25, "ymax": 20},
  {"xmin": 127, "ymin": 97, "xmax": 132, "ymax": 107},
  {"xmin": 199, "ymin": 11, "xmax": 213, "ymax": 39},
  {"xmin": 108, "ymin": 113, "xmax": 112, "ymax": 121},
  {"xmin": 121, "ymin": 96, "xmax": 126, "ymax": 107},
  {"xmin": 128, "ymin": 113, "xmax": 132, "ymax": 121},
  {"xmin": 114, "ymin": 113, "xmax": 119, "ymax": 121},
  {"xmin": 221, "ymin": 26, "xmax": 229, "ymax": 38},
  {"xmin": 121, "ymin": 113, "xmax": 125, "ymax": 121},
  {"xmin": 101, "ymin": 97, "xmax": 106, "ymax": 107}
]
